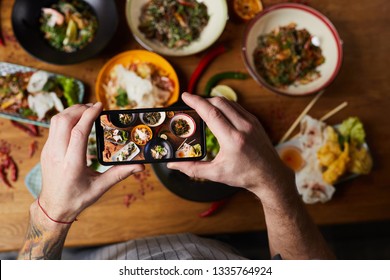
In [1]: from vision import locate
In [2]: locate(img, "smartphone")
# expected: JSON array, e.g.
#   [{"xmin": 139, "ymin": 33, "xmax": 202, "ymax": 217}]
[{"xmin": 95, "ymin": 107, "xmax": 206, "ymax": 165}]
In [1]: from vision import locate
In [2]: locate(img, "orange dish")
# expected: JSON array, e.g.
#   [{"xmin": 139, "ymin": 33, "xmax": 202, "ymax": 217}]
[
  {"xmin": 95, "ymin": 50, "xmax": 179, "ymax": 110},
  {"xmin": 233, "ymin": 0, "xmax": 263, "ymax": 21},
  {"xmin": 131, "ymin": 125, "xmax": 153, "ymax": 146}
]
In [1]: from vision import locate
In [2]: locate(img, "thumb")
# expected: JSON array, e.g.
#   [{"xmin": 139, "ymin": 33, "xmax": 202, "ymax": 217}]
[
  {"xmin": 167, "ymin": 161, "xmax": 216, "ymax": 181},
  {"xmin": 95, "ymin": 164, "xmax": 145, "ymax": 193}
]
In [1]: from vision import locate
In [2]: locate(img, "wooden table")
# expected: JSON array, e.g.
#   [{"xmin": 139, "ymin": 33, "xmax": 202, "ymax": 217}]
[{"xmin": 0, "ymin": 0, "xmax": 389, "ymax": 252}]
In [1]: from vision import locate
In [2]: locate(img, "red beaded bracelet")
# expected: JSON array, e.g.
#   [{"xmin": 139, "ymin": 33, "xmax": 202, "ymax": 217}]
[{"xmin": 37, "ymin": 198, "xmax": 77, "ymax": 225}]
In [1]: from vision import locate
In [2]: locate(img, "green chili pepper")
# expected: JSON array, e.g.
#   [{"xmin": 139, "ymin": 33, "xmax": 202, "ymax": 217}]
[{"xmin": 204, "ymin": 72, "xmax": 249, "ymax": 96}]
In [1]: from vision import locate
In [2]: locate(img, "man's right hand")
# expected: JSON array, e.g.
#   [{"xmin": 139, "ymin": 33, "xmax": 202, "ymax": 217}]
[{"xmin": 167, "ymin": 92, "xmax": 295, "ymax": 201}]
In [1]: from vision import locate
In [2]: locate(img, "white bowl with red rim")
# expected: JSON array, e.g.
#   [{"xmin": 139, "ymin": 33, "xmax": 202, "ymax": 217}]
[
  {"xmin": 242, "ymin": 3, "xmax": 343, "ymax": 96},
  {"xmin": 169, "ymin": 113, "xmax": 196, "ymax": 138}
]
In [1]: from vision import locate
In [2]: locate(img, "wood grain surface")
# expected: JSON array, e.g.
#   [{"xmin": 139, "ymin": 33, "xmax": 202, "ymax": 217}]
[{"xmin": 0, "ymin": 0, "xmax": 389, "ymax": 252}]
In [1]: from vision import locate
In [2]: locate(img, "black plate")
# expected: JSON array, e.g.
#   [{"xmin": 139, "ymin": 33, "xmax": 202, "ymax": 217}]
[
  {"xmin": 12, "ymin": 0, "xmax": 118, "ymax": 65},
  {"xmin": 152, "ymin": 163, "xmax": 239, "ymax": 202},
  {"xmin": 109, "ymin": 113, "xmax": 137, "ymax": 128},
  {"xmin": 144, "ymin": 138, "xmax": 173, "ymax": 161}
]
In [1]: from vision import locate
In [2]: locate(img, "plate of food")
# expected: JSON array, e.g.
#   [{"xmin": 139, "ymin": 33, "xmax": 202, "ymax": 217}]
[
  {"xmin": 0, "ymin": 62, "xmax": 84, "ymax": 127},
  {"xmin": 95, "ymin": 50, "xmax": 179, "ymax": 110},
  {"xmin": 126, "ymin": 0, "xmax": 228, "ymax": 56},
  {"xmin": 170, "ymin": 113, "xmax": 196, "ymax": 138},
  {"xmin": 103, "ymin": 128, "xmax": 129, "ymax": 145},
  {"xmin": 111, "ymin": 141, "xmax": 140, "ymax": 162},
  {"xmin": 131, "ymin": 125, "xmax": 153, "ymax": 146},
  {"xmin": 144, "ymin": 138, "xmax": 173, "ymax": 161},
  {"xmin": 12, "ymin": 0, "xmax": 118, "ymax": 65},
  {"xmin": 109, "ymin": 113, "xmax": 138, "ymax": 128},
  {"xmin": 175, "ymin": 142, "xmax": 202, "ymax": 158},
  {"xmin": 140, "ymin": 111, "xmax": 166, "ymax": 127},
  {"xmin": 242, "ymin": 3, "xmax": 343, "ymax": 96},
  {"xmin": 276, "ymin": 115, "xmax": 373, "ymax": 204}
]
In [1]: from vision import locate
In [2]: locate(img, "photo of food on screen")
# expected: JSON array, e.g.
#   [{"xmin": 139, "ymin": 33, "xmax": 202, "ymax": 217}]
[{"xmin": 100, "ymin": 110, "xmax": 203, "ymax": 162}]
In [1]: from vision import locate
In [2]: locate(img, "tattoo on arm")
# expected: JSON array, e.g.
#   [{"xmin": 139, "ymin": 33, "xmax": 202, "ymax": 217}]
[{"xmin": 18, "ymin": 219, "xmax": 69, "ymax": 260}]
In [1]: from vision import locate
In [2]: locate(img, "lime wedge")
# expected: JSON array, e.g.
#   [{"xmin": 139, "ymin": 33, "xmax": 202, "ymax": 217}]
[
  {"xmin": 64, "ymin": 19, "xmax": 78, "ymax": 45},
  {"xmin": 210, "ymin": 85, "xmax": 238, "ymax": 102}
]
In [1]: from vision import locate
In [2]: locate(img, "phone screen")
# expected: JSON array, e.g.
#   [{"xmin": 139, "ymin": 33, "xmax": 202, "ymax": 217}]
[{"xmin": 95, "ymin": 108, "xmax": 206, "ymax": 165}]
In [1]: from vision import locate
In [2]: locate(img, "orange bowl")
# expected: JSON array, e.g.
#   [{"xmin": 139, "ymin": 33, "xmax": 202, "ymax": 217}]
[
  {"xmin": 131, "ymin": 125, "xmax": 153, "ymax": 146},
  {"xmin": 95, "ymin": 50, "xmax": 180, "ymax": 109}
]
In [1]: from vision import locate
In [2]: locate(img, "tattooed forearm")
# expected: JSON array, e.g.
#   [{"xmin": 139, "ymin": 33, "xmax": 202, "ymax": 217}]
[{"xmin": 18, "ymin": 204, "xmax": 71, "ymax": 260}]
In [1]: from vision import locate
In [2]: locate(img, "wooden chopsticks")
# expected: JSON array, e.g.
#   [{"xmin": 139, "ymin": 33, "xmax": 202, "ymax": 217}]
[
  {"xmin": 278, "ymin": 90, "xmax": 324, "ymax": 144},
  {"xmin": 278, "ymin": 91, "xmax": 349, "ymax": 144}
]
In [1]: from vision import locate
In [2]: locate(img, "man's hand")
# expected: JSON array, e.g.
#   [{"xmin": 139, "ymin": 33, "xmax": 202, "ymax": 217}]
[
  {"xmin": 168, "ymin": 93, "xmax": 334, "ymax": 259},
  {"xmin": 38, "ymin": 103, "xmax": 144, "ymax": 222},
  {"xmin": 19, "ymin": 103, "xmax": 144, "ymax": 259},
  {"xmin": 168, "ymin": 92, "xmax": 294, "ymax": 200}
]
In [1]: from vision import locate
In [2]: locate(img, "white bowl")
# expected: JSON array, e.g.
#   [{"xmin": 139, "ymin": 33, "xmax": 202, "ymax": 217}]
[
  {"xmin": 126, "ymin": 0, "xmax": 228, "ymax": 56},
  {"xmin": 139, "ymin": 111, "xmax": 166, "ymax": 127},
  {"xmin": 169, "ymin": 113, "xmax": 196, "ymax": 138},
  {"xmin": 242, "ymin": 3, "xmax": 343, "ymax": 96}
]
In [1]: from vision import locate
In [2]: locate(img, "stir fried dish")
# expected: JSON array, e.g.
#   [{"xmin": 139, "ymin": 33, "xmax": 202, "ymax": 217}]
[
  {"xmin": 138, "ymin": 0, "xmax": 209, "ymax": 49},
  {"xmin": 119, "ymin": 113, "xmax": 134, "ymax": 125},
  {"xmin": 172, "ymin": 118, "xmax": 190, "ymax": 136},
  {"xmin": 142, "ymin": 112, "xmax": 162, "ymax": 126},
  {"xmin": 253, "ymin": 23, "xmax": 325, "ymax": 88},
  {"xmin": 40, "ymin": 0, "xmax": 98, "ymax": 53}
]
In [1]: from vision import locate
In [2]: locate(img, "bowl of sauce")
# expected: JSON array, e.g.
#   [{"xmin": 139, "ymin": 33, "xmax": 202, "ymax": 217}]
[{"xmin": 278, "ymin": 146, "xmax": 305, "ymax": 172}]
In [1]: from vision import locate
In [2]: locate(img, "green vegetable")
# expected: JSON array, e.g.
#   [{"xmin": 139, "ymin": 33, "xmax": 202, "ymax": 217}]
[
  {"xmin": 155, "ymin": 145, "xmax": 165, "ymax": 154},
  {"xmin": 115, "ymin": 88, "xmax": 129, "ymax": 107},
  {"xmin": 205, "ymin": 126, "xmax": 219, "ymax": 158},
  {"xmin": 193, "ymin": 144, "xmax": 202, "ymax": 157},
  {"xmin": 120, "ymin": 130, "xmax": 129, "ymax": 141},
  {"xmin": 338, "ymin": 117, "xmax": 366, "ymax": 145},
  {"xmin": 56, "ymin": 76, "xmax": 79, "ymax": 106},
  {"xmin": 42, "ymin": 78, "xmax": 57, "ymax": 92},
  {"xmin": 19, "ymin": 108, "xmax": 35, "ymax": 117},
  {"xmin": 204, "ymin": 72, "xmax": 249, "ymax": 96},
  {"xmin": 89, "ymin": 159, "xmax": 100, "ymax": 171}
]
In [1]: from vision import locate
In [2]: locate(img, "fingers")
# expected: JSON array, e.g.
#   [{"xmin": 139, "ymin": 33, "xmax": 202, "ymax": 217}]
[
  {"xmin": 167, "ymin": 161, "xmax": 218, "ymax": 182},
  {"xmin": 47, "ymin": 104, "xmax": 92, "ymax": 157},
  {"xmin": 208, "ymin": 97, "xmax": 254, "ymax": 131},
  {"xmin": 181, "ymin": 93, "xmax": 234, "ymax": 143},
  {"xmin": 66, "ymin": 102, "xmax": 103, "ymax": 165},
  {"xmin": 94, "ymin": 164, "xmax": 145, "ymax": 194}
]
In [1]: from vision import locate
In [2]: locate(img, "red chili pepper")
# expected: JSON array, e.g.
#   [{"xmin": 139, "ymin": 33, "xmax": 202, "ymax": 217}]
[
  {"xmin": 198, "ymin": 199, "xmax": 228, "ymax": 218},
  {"xmin": 10, "ymin": 121, "xmax": 39, "ymax": 137},
  {"xmin": 1, "ymin": 156, "xmax": 11, "ymax": 169},
  {"xmin": 0, "ymin": 168, "xmax": 12, "ymax": 188},
  {"xmin": 0, "ymin": 30, "xmax": 5, "ymax": 47},
  {"xmin": 187, "ymin": 44, "xmax": 227, "ymax": 94},
  {"xmin": 27, "ymin": 124, "xmax": 40, "ymax": 136},
  {"xmin": 29, "ymin": 140, "xmax": 38, "ymax": 158},
  {"xmin": 9, "ymin": 157, "xmax": 18, "ymax": 182}
]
